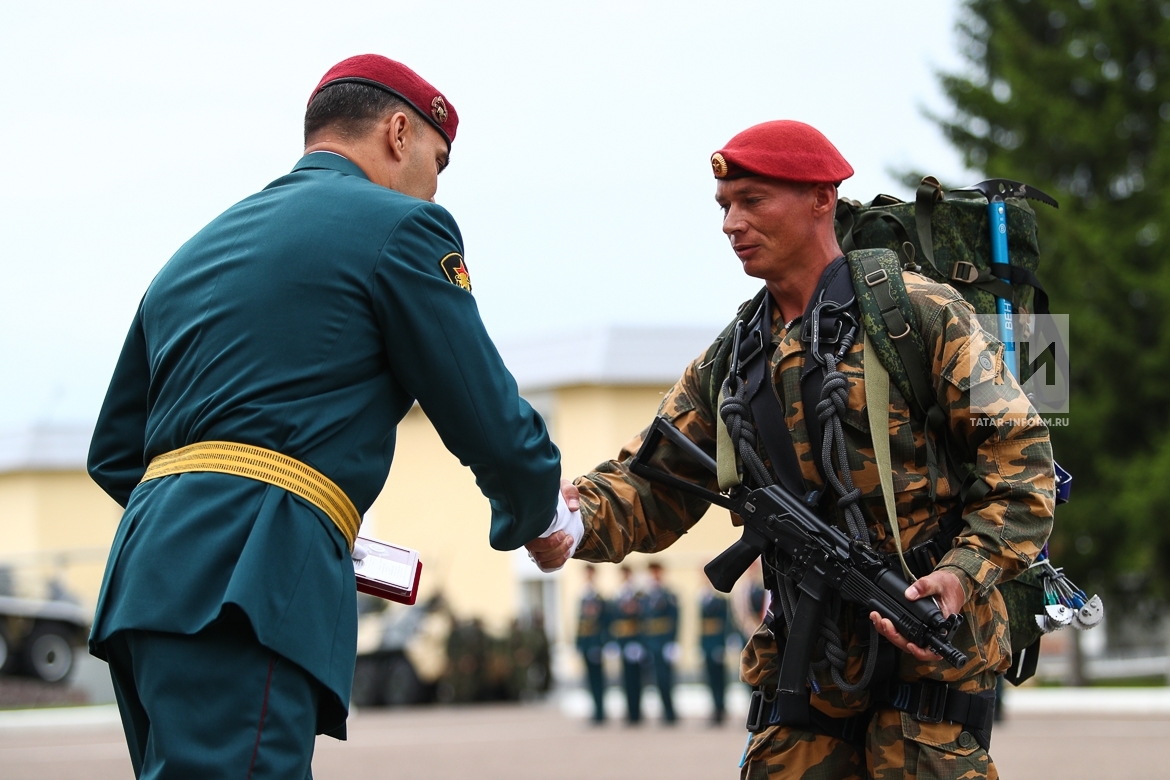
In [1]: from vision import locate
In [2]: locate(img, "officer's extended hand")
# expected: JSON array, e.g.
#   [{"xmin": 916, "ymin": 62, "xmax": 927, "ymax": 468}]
[
  {"xmin": 525, "ymin": 532, "xmax": 572, "ymax": 570},
  {"xmin": 869, "ymin": 569, "xmax": 965, "ymax": 662},
  {"xmin": 524, "ymin": 480, "xmax": 584, "ymax": 570}
]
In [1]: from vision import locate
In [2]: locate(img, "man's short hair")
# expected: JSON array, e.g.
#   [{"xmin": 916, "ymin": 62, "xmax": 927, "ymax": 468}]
[{"xmin": 303, "ymin": 82, "xmax": 418, "ymax": 144}]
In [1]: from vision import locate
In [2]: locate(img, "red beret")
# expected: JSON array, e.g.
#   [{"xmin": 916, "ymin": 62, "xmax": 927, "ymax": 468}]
[
  {"xmin": 309, "ymin": 54, "xmax": 459, "ymax": 146},
  {"xmin": 711, "ymin": 120, "xmax": 853, "ymax": 184}
]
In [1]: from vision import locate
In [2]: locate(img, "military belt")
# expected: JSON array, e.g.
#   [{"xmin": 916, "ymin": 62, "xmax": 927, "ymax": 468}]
[
  {"xmin": 747, "ymin": 683, "xmax": 994, "ymax": 751},
  {"xmin": 871, "ymin": 680, "xmax": 995, "ymax": 750},
  {"xmin": 746, "ymin": 688, "xmax": 868, "ymax": 747},
  {"xmin": 140, "ymin": 441, "xmax": 361, "ymax": 551}
]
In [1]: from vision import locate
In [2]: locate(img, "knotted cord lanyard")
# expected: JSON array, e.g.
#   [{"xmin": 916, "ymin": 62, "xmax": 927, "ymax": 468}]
[{"xmin": 718, "ymin": 292, "xmax": 882, "ymax": 694}]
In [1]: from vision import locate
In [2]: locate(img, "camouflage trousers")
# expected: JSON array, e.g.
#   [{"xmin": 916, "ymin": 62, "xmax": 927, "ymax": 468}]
[{"xmin": 740, "ymin": 709, "xmax": 996, "ymax": 780}]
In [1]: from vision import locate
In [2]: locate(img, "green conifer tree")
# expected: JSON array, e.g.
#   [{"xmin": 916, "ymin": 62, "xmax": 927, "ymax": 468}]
[{"xmin": 933, "ymin": 0, "xmax": 1170, "ymax": 627}]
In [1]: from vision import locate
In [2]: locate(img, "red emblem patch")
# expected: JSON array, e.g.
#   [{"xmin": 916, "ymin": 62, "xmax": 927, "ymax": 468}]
[{"xmin": 439, "ymin": 253, "xmax": 472, "ymax": 292}]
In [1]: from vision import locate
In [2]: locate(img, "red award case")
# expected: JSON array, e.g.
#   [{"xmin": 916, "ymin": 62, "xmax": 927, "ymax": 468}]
[{"xmin": 352, "ymin": 535, "xmax": 422, "ymax": 605}]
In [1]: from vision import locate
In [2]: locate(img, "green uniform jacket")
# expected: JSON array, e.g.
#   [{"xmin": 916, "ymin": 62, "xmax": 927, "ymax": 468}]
[
  {"xmin": 87, "ymin": 152, "xmax": 561, "ymax": 734},
  {"xmin": 576, "ymin": 589, "xmax": 609, "ymax": 654},
  {"xmin": 699, "ymin": 592, "xmax": 729, "ymax": 656},
  {"xmin": 640, "ymin": 585, "xmax": 678, "ymax": 653}
]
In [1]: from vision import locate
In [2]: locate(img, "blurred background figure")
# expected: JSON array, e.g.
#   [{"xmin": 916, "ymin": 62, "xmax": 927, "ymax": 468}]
[
  {"xmin": 575, "ymin": 565, "xmax": 609, "ymax": 724},
  {"xmin": 698, "ymin": 571, "xmax": 731, "ymax": 726},
  {"xmin": 641, "ymin": 562, "xmax": 678, "ymax": 725},
  {"xmin": 732, "ymin": 558, "xmax": 769, "ymax": 640},
  {"xmin": 609, "ymin": 565, "xmax": 645, "ymax": 725}
]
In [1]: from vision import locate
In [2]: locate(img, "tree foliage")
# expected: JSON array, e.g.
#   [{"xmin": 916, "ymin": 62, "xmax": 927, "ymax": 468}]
[{"xmin": 934, "ymin": 0, "xmax": 1170, "ymax": 620}]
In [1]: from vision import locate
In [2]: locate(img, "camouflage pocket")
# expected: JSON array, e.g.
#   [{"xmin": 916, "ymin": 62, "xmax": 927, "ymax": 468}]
[
  {"xmin": 839, "ymin": 402, "xmax": 872, "ymax": 436},
  {"xmin": 898, "ymin": 712, "xmax": 991, "ymax": 780},
  {"xmin": 999, "ymin": 568, "xmax": 1045, "ymax": 654}
]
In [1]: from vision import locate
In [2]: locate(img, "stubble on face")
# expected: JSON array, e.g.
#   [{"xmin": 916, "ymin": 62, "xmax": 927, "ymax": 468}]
[{"xmin": 715, "ymin": 178, "xmax": 820, "ymax": 283}]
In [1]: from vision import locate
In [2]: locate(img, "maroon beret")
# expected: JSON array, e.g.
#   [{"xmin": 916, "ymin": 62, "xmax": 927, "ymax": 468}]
[
  {"xmin": 309, "ymin": 54, "xmax": 459, "ymax": 146},
  {"xmin": 711, "ymin": 120, "xmax": 853, "ymax": 184}
]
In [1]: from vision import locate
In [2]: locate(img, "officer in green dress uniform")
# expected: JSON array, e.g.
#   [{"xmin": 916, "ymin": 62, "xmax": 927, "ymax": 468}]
[
  {"xmin": 640, "ymin": 562, "xmax": 678, "ymax": 724},
  {"xmin": 87, "ymin": 55, "xmax": 576, "ymax": 779},
  {"xmin": 608, "ymin": 565, "xmax": 645, "ymax": 724},
  {"xmin": 699, "ymin": 584, "xmax": 731, "ymax": 725},
  {"xmin": 575, "ymin": 564, "xmax": 609, "ymax": 723}
]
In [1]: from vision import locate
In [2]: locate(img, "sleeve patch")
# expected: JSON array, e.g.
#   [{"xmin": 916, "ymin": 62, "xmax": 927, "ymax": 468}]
[{"xmin": 439, "ymin": 252, "xmax": 472, "ymax": 292}]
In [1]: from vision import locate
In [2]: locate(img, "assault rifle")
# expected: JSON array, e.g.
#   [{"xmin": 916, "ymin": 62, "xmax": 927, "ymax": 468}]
[{"xmin": 630, "ymin": 416, "xmax": 967, "ymax": 696}]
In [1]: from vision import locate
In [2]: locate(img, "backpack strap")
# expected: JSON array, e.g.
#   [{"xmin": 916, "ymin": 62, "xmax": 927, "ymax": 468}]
[
  {"xmin": 863, "ymin": 332, "xmax": 915, "ymax": 581},
  {"xmin": 848, "ymin": 250, "xmax": 935, "ymax": 415},
  {"xmin": 849, "ymin": 248, "xmax": 996, "ymax": 507},
  {"xmin": 914, "ymin": 176, "xmax": 944, "ymax": 270},
  {"xmin": 848, "ymin": 248, "xmax": 945, "ymax": 499}
]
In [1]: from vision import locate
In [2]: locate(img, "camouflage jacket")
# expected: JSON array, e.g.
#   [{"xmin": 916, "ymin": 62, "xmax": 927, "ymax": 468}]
[{"xmin": 573, "ymin": 270, "xmax": 1055, "ymax": 716}]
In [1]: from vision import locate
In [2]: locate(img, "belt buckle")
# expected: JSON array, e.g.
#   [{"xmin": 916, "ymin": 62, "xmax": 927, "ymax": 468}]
[{"xmin": 915, "ymin": 681, "xmax": 948, "ymax": 724}]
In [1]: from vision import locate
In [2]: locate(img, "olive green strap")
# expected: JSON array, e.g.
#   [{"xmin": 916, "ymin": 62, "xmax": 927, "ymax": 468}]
[
  {"xmin": 864, "ymin": 334, "xmax": 915, "ymax": 581},
  {"xmin": 915, "ymin": 176, "xmax": 943, "ymax": 273},
  {"xmin": 716, "ymin": 408, "xmax": 741, "ymax": 490}
]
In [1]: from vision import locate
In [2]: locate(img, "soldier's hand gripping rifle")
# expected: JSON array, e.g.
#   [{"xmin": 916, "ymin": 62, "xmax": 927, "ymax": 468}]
[{"xmin": 631, "ymin": 416, "xmax": 967, "ymax": 696}]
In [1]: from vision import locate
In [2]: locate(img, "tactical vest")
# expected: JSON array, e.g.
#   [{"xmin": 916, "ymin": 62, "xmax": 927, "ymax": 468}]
[{"xmin": 705, "ymin": 248, "xmax": 1046, "ymax": 685}]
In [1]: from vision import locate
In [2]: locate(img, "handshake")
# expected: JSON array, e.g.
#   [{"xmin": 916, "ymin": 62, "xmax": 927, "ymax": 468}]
[{"xmin": 524, "ymin": 479, "xmax": 583, "ymax": 572}]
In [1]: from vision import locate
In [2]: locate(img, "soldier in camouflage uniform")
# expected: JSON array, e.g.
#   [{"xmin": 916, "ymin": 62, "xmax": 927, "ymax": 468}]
[{"xmin": 533, "ymin": 121, "xmax": 1054, "ymax": 779}]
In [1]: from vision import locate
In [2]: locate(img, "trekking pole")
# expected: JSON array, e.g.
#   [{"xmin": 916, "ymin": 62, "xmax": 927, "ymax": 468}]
[{"xmin": 951, "ymin": 179, "xmax": 1058, "ymax": 377}]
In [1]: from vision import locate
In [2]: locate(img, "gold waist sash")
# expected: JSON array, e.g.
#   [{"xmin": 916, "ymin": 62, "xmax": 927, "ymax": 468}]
[
  {"xmin": 644, "ymin": 617, "xmax": 674, "ymax": 636},
  {"xmin": 141, "ymin": 441, "xmax": 360, "ymax": 551}
]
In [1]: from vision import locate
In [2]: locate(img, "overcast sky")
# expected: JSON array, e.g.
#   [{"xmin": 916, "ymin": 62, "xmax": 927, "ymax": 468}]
[{"xmin": 0, "ymin": 0, "xmax": 974, "ymax": 430}]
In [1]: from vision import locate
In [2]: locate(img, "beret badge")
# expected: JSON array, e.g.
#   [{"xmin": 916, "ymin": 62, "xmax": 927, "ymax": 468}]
[
  {"xmin": 711, "ymin": 153, "xmax": 729, "ymax": 179},
  {"xmin": 431, "ymin": 96, "xmax": 449, "ymax": 124}
]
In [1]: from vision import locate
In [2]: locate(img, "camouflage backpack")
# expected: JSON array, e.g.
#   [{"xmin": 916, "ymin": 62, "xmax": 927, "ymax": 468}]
[
  {"xmin": 835, "ymin": 179, "xmax": 1055, "ymax": 682},
  {"xmin": 836, "ymin": 176, "xmax": 1050, "ymax": 322}
]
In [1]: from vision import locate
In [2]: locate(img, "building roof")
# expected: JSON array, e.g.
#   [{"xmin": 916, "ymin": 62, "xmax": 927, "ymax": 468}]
[
  {"xmin": 0, "ymin": 424, "xmax": 94, "ymax": 474},
  {"xmin": 496, "ymin": 325, "xmax": 718, "ymax": 392}
]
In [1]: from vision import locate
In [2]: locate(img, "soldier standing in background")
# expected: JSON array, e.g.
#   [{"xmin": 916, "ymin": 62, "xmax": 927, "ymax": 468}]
[
  {"xmin": 641, "ymin": 562, "xmax": 679, "ymax": 725},
  {"xmin": 732, "ymin": 558, "xmax": 769, "ymax": 642},
  {"xmin": 575, "ymin": 565, "xmax": 609, "ymax": 723},
  {"xmin": 699, "ymin": 578, "xmax": 731, "ymax": 725},
  {"xmin": 608, "ymin": 565, "xmax": 645, "ymax": 724}
]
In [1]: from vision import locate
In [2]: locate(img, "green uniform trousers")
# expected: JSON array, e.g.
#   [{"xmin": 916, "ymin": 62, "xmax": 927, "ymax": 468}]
[
  {"xmin": 105, "ymin": 607, "xmax": 320, "ymax": 779},
  {"xmin": 741, "ymin": 710, "xmax": 997, "ymax": 780}
]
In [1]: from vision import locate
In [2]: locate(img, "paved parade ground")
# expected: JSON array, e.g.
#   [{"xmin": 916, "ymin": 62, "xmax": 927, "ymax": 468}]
[{"xmin": 1, "ymin": 688, "xmax": 1169, "ymax": 779}]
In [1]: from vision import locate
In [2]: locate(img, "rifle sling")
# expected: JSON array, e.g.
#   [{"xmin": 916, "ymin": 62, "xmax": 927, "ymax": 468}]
[{"xmin": 741, "ymin": 293, "xmax": 806, "ymax": 496}]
